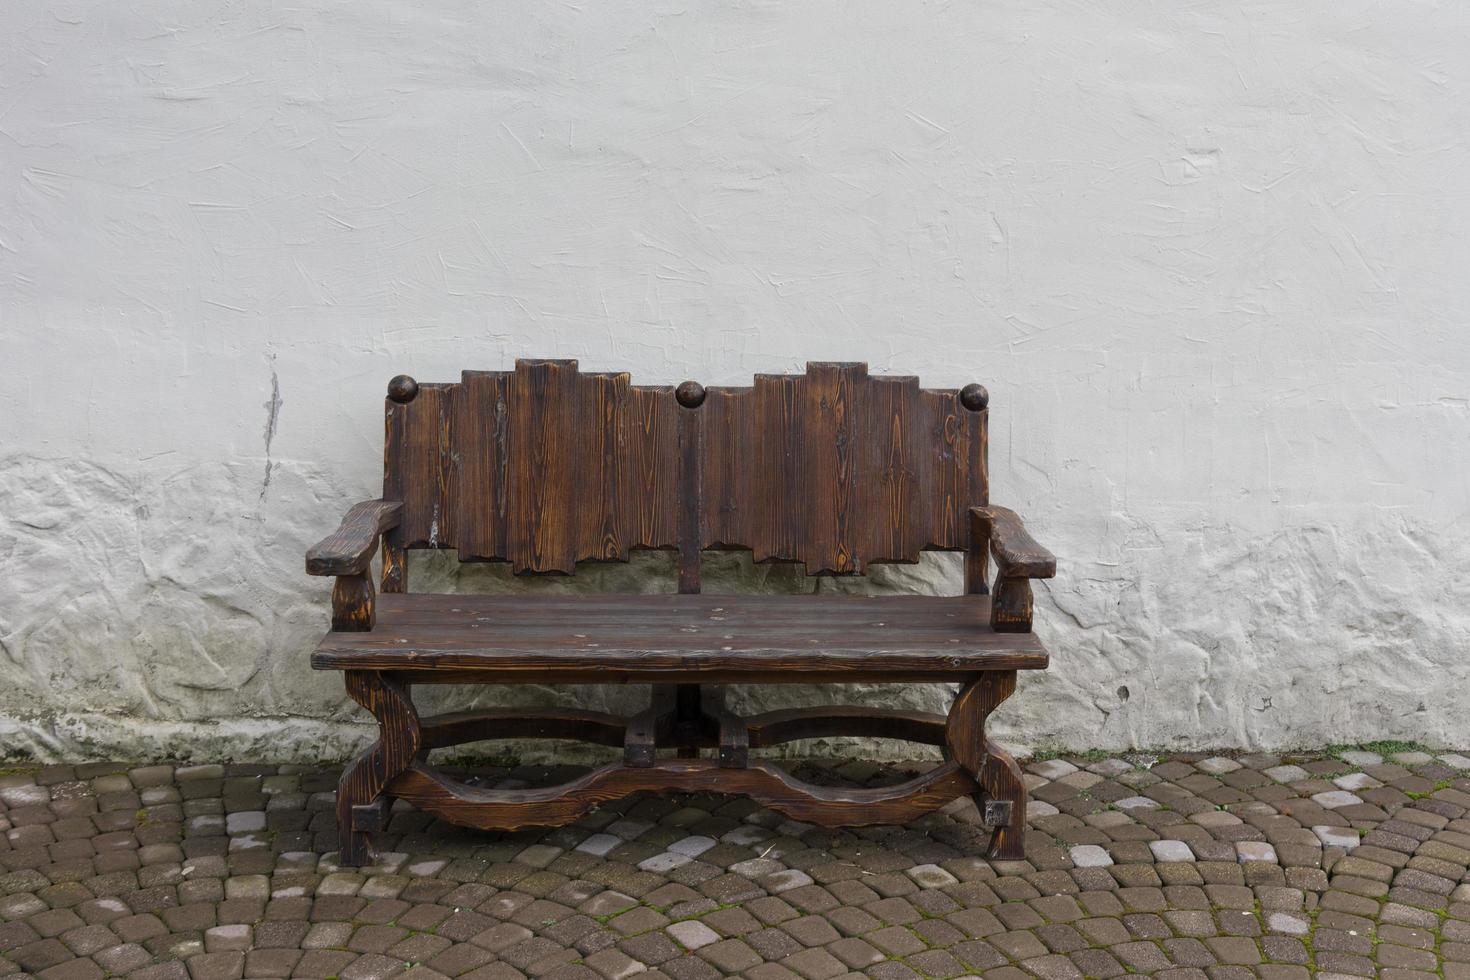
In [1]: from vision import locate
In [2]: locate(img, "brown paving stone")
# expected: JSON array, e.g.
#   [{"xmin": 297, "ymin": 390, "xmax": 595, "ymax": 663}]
[
  {"xmin": 425, "ymin": 941, "xmax": 497, "ymax": 976},
  {"xmin": 12, "ymin": 936, "xmax": 74, "ymax": 972},
  {"xmin": 1315, "ymin": 949, "xmax": 1376, "ymax": 975},
  {"xmin": 188, "ymin": 950, "xmax": 247, "ymax": 979},
  {"xmin": 94, "ymin": 941, "xmax": 154, "ymax": 974},
  {"xmin": 747, "ymin": 926, "xmax": 804, "ymax": 961},
  {"xmin": 37, "ymin": 959, "xmax": 104, "ymax": 980},
  {"xmin": 1111, "ymin": 940, "xmax": 1172, "ymax": 972},
  {"xmin": 6, "ymin": 755, "xmax": 1470, "ymax": 978}
]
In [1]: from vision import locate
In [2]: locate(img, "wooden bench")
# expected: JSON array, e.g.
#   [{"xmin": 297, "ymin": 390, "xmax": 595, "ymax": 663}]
[{"xmin": 306, "ymin": 360, "xmax": 1056, "ymax": 865}]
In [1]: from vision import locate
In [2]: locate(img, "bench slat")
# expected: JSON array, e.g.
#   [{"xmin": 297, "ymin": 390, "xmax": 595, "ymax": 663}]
[{"xmin": 311, "ymin": 593, "xmax": 1047, "ymax": 675}]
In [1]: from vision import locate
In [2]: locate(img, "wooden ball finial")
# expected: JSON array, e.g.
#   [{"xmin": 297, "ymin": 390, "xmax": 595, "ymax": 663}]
[
  {"xmin": 676, "ymin": 380, "xmax": 707, "ymax": 408},
  {"xmin": 387, "ymin": 375, "xmax": 419, "ymax": 404},
  {"xmin": 960, "ymin": 383, "xmax": 989, "ymax": 411}
]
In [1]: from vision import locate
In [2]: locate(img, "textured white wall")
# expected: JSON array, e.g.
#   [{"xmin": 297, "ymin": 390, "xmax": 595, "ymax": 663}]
[{"xmin": 2, "ymin": 0, "xmax": 1468, "ymax": 762}]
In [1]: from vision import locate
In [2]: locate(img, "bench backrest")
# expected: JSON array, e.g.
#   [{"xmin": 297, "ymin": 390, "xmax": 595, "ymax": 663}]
[{"xmin": 382, "ymin": 359, "xmax": 988, "ymax": 589}]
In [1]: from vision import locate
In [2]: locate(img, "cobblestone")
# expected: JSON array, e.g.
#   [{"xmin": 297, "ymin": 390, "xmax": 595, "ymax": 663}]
[{"xmin": 2, "ymin": 750, "xmax": 1469, "ymax": 977}]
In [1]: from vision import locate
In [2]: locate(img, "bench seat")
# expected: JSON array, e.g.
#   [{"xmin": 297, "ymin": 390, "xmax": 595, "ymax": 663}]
[{"xmin": 312, "ymin": 593, "xmax": 1049, "ymax": 681}]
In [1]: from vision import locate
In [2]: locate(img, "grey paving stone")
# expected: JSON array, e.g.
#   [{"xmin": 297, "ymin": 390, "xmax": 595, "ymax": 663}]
[
  {"xmin": 4, "ymin": 752, "xmax": 1469, "ymax": 979},
  {"xmin": 1197, "ymin": 758, "xmax": 1242, "ymax": 775},
  {"xmin": 1068, "ymin": 845, "xmax": 1113, "ymax": 868},
  {"xmin": 1151, "ymin": 840, "xmax": 1196, "ymax": 862},
  {"xmin": 1264, "ymin": 765, "xmax": 1310, "ymax": 783},
  {"xmin": 1028, "ymin": 760, "xmax": 1079, "ymax": 780},
  {"xmin": 1312, "ymin": 790, "xmax": 1364, "ymax": 809}
]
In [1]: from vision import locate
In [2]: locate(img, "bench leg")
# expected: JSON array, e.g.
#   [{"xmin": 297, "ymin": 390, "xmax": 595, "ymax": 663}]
[
  {"xmin": 337, "ymin": 670, "xmax": 421, "ymax": 867},
  {"xmin": 945, "ymin": 671, "xmax": 1026, "ymax": 861}
]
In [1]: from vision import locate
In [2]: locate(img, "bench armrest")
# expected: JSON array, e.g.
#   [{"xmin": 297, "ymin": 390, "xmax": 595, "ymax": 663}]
[
  {"xmin": 306, "ymin": 500, "xmax": 403, "ymax": 576},
  {"xmin": 971, "ymin": 506, "xmax": 1056, "ymax": 579},
  {"xmin": 968, "ymin": 506, "xmax": 1055, "ymax": 633},
  {"xmin": 307, "ymin": 500, "xmax": 401, "ymax": 633}
]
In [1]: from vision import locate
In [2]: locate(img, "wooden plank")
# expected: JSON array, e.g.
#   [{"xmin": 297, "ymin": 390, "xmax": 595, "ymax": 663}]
[
  {"xmin": 507, "ymin": 360, "xmax": 578, "ymax": 572},
  {"xmin": 314, "ymin": 638, "xmax": 1046, "ymax": 676},
  {"xmin": 770, "ymin": 374, "xmax": 802, "ymax": 564},
  {"xmin": 920, "ymin": 388, "xmax": 966, "ymax": 550},
  {"xmin": 861, "ymin": 375, "xmax": 923, "ymax": 565},
  {"xmin": 394, "ymin": 384, "xmax": 452, "ymax": 549},
  {"xmin": 415, "ymin": 362, "xmax": 686, "ymax": 570},
  {"xmin": 318, "ymin": 593, "xmax": 1040, "ymax": 638},
  {"xmin": 578, "ymin": 372, "xmax": 624, "ymax": 561},
  {"xmin": 629, "ymin": 384, "xmax": 679, "ymax": 552},
  {"xmin": 455, "ymin": 371, "xmax": 510, "ymax": 561},
  {"xmin": 699, "ymin": 386, "xmax": 749, "ymax": 551},
  {"xmin": 801, "ymin": 362, "xmax": 862, "ymax": 574},
  {"xmin": 352, "ymin": 591, "xmax": 1007, "ymax": 626}
]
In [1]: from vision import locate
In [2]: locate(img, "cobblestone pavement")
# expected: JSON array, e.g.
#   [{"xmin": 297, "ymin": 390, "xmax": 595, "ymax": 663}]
[{"xmin": 4, "ymin": 749, "xmax": 1470, "ymax": 979}]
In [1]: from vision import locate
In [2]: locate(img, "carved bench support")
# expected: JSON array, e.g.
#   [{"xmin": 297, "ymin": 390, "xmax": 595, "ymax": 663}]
[
  {"xmin": 385, "ymin": 757, "xmax": 976, "ymax": 830},
  {"xmin": 336, "ymin": 677, "xmax": 1028, "ymax": 866},
  {"xmin": 945, "ymin": 671, "xmax": 1026, "ymax": 860},
  {"xmin": 337, "ymin": 671, "xmax": 420, "ymax": 866}
]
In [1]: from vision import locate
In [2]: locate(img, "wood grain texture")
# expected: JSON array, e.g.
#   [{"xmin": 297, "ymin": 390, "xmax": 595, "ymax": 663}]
[
  {"xmin": 312, "ymin": 594, "xmax": 1048, "ymax": 676},
  {"xmin": 325, "ymin": 669, "xmax": 1033, "ymax": 861},
  {"xmin": 336, "ymin": 671, "xmax": 419, "ymax": 866},
  {"xmin": 330, "ymin": 574, "xmax": 376, "ymax": 633},
  {"xmin": 978, "ymin": 744, "xmax": 1027, "ymax": 860},
  {"xmin": 384, "ymin": 758, "xmax": 978, "ymax": 831},
  {"xmin": 945, "ymin": 671, "xmax": 1017, "ymax": 774},
  {"xmin": 972, "ymin": 505, "xmax": 1056, "ymax": 578},
  {"xmin": 306, "ymin": 500, "xmax": 403, "ymax": 576},
  {"xmin": 700, "ymin": 363, "xmax": 988, "ymax": 574},
  {"xmin": 990, "ymin": 577, "xmax": 1035, "ymax": 634},
  {"xmin": 944, "ymin": 670, "xmax": 1025, "ymax": 859},
  {"xmin": 385, "ymin": 360, "xmax": 680, "ymax": 574},
  {"xmin": 372, "ymin": 360, "xmax": 999, "ymax": 578},
  {"xmin": 967, "ymin": 506, "xmax": 1055, "ymax": 632}
]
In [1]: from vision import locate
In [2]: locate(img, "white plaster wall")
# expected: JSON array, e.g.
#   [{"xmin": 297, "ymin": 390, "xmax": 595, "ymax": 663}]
[{"xmin": 2, "ymin": 0, "xmax": 1468, "ymax": 762}]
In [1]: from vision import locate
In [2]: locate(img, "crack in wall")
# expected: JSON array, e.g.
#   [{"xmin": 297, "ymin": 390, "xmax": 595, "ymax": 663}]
[{"xmin": 260, "ymin": 355, "xmax": 282, "ymax": 502}]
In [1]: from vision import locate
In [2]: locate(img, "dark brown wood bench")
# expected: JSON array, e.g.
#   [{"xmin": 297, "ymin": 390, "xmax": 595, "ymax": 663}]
[{"xmin": 306, "ymin": 360, "xmax": 1055, "ymax": 865}]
